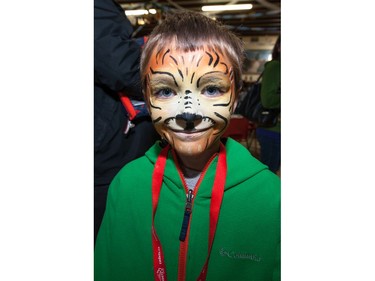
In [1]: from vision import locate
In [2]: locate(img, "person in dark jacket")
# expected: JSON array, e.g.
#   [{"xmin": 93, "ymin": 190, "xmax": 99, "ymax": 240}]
[
  {"xmin": 256, "ymin": 36, "xmax": 281, "ymax": 175},
  {"xmin": 94, "ymin": 0, "xmax": 159, "ymax": 242}
]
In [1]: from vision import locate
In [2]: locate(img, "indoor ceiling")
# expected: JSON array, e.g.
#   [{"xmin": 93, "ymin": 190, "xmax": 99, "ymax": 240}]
[{"xmin": 116, "ymin": 0, "xmax": 281, "ymax": 38}]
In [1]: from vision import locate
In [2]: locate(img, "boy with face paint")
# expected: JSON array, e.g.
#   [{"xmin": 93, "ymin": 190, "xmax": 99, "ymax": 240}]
[{"xmin": 95, "ymin": 11, "xmax": 280, "ymax": 281}]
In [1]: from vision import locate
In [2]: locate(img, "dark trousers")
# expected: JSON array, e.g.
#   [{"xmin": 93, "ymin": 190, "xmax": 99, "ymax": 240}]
[
  {"xmin": 256, "ymin": 128, "xmax": 281, "ymax": 173},
  {"xmin": 94, "ymin": 183, "xmax": 110, "ymax": 242}
]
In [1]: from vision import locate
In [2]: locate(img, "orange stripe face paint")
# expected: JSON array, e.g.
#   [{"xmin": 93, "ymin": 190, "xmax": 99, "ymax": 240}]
[{"xmin": 144, "ymin": 46, "xmax": 236, "ymax": 157}]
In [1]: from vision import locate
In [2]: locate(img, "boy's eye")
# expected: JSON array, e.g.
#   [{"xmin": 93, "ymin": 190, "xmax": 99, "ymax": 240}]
[
  {"xmin": 154, "ymin": 88, "xmax": 176, "ymax": 99},
  {"xmin": 202, "ymin": 86, "xmax": 223, "ymax": 97}
]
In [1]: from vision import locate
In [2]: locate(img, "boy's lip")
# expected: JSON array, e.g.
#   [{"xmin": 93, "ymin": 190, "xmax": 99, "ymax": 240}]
[
  {"xmin": 169, "ymin": 126, "xmax": 213, "ymax": 134},
  {"xmin": 170, "ymin": 128, "xmax": 212, "ymax": 141}
]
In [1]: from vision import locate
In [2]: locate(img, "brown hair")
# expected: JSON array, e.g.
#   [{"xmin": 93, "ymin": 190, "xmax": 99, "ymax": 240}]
[{"xmin": 140, "ymin": 10, "xmax": 245, "ymax": 94}]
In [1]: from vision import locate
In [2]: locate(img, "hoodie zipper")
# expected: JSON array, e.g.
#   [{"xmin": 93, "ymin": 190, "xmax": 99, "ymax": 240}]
[
  {"xmin": 176, "ymin": 176, "xmax": 200, "ymax": 281},
  {"xmin": 179, "ymin": 189, "xmax": 194, "ymax": 241},
  {"xmin": 173, "ymin": 151, "xmax": 218, "ymax": 281}
]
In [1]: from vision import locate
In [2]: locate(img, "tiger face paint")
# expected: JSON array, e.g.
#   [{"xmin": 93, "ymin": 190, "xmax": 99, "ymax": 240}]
[{"xmin": 144, "ymin": 46, "xmax": 236, "ymax": 157}]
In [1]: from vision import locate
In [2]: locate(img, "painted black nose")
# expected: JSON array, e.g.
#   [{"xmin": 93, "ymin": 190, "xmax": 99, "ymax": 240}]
[{"xmin": 175, "ymin": 113, "xmax": 203, "ymax": 130}]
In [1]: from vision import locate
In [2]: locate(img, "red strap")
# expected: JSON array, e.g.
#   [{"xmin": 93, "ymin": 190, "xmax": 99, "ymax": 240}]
[
  {"xmin": 118, "ymin": 92, "xmax": 139, "ymax": 121},
  {"xmin": 197, "ymin": 143, "xmax": 226, "ymax": 281},
  {"xmin": 152, "ymin": 145, "xmax": 170, "ymax": 281},
  {"xmin": 152, "ymin": 143, "xmax": 227, "ymax": 281}
]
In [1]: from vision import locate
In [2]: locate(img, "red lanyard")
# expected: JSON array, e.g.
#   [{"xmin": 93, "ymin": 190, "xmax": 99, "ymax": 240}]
[{"xmin": 151, "ymin": 143, "xmax": 227, "ymax": 281}]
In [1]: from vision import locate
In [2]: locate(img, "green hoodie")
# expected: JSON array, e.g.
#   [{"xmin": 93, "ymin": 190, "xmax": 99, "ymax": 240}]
[{"xmin": 95, "ymin": 138, "xmax": 280, "ymax": 281}]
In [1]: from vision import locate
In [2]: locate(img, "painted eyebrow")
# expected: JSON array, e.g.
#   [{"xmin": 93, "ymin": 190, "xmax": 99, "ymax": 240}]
[
  {"xmin": 196, "ymin": 71, "xmax": 228, "ymax": 88},
  {"xmin": 150, "ymin": 67, "xmax": 178, "ymax": 87},
  {"xmin": 149, "ymin": 77, "xmax": 177, "ymax": 89}
]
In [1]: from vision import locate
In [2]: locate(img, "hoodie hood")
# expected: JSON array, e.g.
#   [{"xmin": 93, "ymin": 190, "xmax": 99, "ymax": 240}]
[
  {"xmin": 224, "ymin": 138, "xmax": 268, "ymax": 188},
  {"xmin": 145, "ymin": 138, "xmax": 268, "ymax": 191}
]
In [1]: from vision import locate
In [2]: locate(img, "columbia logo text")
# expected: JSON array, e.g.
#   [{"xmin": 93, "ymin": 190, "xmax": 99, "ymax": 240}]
[{"xmin": 220, "ymin": 248, "xmax": 262, "ymax": 262}]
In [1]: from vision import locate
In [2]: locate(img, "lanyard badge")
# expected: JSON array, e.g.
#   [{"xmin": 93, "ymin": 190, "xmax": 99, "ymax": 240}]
[{"xmin": 151, "ymin": 143, "xmax": 227, "ymax": 281}]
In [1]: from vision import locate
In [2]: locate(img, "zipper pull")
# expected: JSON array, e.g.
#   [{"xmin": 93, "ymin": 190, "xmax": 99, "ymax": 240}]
[{"xmin": 179, "ymin": 189, "xmax": 194, "ymax": 241}]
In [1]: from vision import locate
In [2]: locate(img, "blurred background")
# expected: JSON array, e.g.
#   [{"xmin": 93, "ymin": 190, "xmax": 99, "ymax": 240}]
[{"xmin": 116, "ymin": 0, "xmax": 281, "ymax": 82}]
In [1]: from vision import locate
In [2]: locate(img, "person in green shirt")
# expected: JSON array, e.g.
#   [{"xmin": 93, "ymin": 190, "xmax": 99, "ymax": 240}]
[
  {"xmin": 256, "ymin": 37, "xmax": 281, "ymax": 175},
  {"xmin": 95, "ymin": 11, "xmax": 280, "ymax": 281}
]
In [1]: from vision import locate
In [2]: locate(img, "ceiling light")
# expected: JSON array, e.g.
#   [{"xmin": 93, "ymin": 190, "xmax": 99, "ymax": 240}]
[
  {"xmin": 202, "ymin": 4, "xmax": 253, "ymax": 12},
  {"xmin": 125, "ymin": 9, "xmax": 149, "ymax": 16},
  {"xmin": 125, "ymin": 9, "xmax": 157, "ymax": 16}
]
